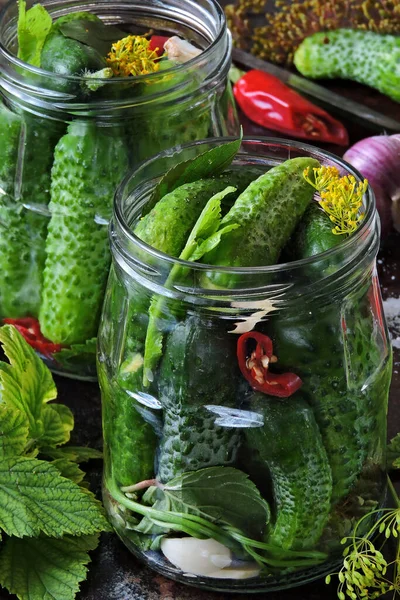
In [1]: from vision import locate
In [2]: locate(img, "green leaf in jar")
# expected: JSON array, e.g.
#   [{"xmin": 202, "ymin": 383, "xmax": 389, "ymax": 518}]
[
  {"xmin": 144, "ymin": 131, "xmax": 243, "ymax": 214},
  {"xmin": 387, "ymin": 432, "xmax": 400, "ymax": 469},
  {"xmin": 58, "ymin": 19, "xmax": 128, "ymax": 57},
  {"xmin": 17, "ymin": 0, "xmax": 52, "ymax": 67}
]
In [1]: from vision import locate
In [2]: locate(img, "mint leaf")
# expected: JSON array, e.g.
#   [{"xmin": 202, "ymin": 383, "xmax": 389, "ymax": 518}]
[
  {"xmin": 40, "ymin": 445, "xmax": 103, "ymax": 462},
  {"xmin": 17, "ymin": 0, "xmax": 52, "ymax": 67},
  {"xmin": 51, "ymin": 459, "xmax": 86, "ymax": 485},
  {"xmin": 39, "ymin": 404, "xmax": 74, "ymax": 448},
  {"xmin": 0, "ymin": 325, "xmax": 57, "ymax": 440},
  {"xmin": 145, "ymin": 133, "xmax": 243, "ymax": 213},
  {"xmin": 387, "ymin": 433, "xmax": 400, "ymax": 469},
  {"xmin": 53, "ymin": 337, "xmax": 97, "ymax": 370},
  {"xmin": 142, "ymin": 188, "xmax": 240, "ymax": 385},
  {"xmin": 0, "ymin": 405, "xmax": 29, "ymax": 459},
  {"xmin": 0, "ymin": 456, "xmax": 109, "ymax": 538},
  {"xmin": 0, "ymin": 533, "xmax": 99, "ymax": 600}
]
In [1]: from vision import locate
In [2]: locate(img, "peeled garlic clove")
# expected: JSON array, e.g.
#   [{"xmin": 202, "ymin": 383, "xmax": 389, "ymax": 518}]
[
  {"xmin": 164, "ymin": 36, "xmax": 202, "ymax": 63},
  {"xmin": 208, "ymin": 564, "xmax": 261, "ymax": 579},
  {"xmin": 161, "ymin": 537, "xmax": 232, "ymax": 576}
]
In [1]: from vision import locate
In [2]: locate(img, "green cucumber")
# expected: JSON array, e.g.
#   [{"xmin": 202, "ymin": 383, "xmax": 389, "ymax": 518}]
[
  {"xmin": 156, "ymin": 315, "xmax": 241, "ymax": 483},
  {"xmin": 0, "ymin": 103, "xmax": 63, "ymax": 317},
  {"xmin": 245, "ymin": 394, "xmax": 332, "ymax": 551},
  {"xmin": 202, "ymin": 157, "xmax": 319, "ymax": 287},
  {"xmin": 39, "ymin": 120, "xmax": 128, "ymax": 345},
  {"xmin": 294, "ymin": 29, "xmax": 400, "ymax": 103}
]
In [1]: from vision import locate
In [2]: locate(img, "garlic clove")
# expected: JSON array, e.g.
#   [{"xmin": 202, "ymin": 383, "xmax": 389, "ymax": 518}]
[
  {"xmin": 161, "ymin": 537, "xmax": 232, "ymax": 576},
  {"xmin": 208, "ymin": 564, "xmax": 261, "ymax": 579},
  {"xmin": 163, "ymin": 36, "xmax": 202, "ymax": 64}
]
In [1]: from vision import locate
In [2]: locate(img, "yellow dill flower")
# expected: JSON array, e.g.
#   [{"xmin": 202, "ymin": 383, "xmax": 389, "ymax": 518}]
[
  {"xmin": 303, "ymin": 166, "xmax": 368, "ymax": 236},
  {"xmin": 107, "ymin": 35, "xmax": 160, "ymax": 77}
]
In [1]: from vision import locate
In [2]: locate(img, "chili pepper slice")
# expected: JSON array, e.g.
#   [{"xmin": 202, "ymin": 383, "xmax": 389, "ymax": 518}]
[
  {"xmin": 3, "ymin": 317, "xmax": 62, "ymax": 357},
  {"xmin": 233, "ymin": 70, "xmax": 349, "ymax": 146},
  {"xmin": 149, "ymin": 35, "xmax": 169, "ymax": 57},
  {"xmin": 237, "ymin": 331, "xmax": 302, "ymax": 398}
]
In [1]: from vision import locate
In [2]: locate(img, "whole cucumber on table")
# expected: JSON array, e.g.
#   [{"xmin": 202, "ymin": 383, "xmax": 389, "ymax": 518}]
[
  {"xmin": 0, "ymin": 102, "xmax": 63, "ymax": 317},
  {"xmin": 202, "ymin": 157, "xmax": 319, "ymax": 287},
  {"xmin": 245, "ymin": 394, "xmax": 332, "ymax": 551},
  {"xmin": 156, "ymin": 315, "xmax": 242, "ymax": 483},
  {"xmin": 39, "ymin": 120, "xmax": 128, "ymax": 345},
  {"xmin": 294, "ymin": 29, "xmax": 400, "ymax": 103}
]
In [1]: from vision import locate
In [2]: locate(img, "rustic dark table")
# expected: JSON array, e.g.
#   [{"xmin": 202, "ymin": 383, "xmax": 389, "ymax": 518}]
[{"xmin": 1, "ymin": 0, "xmax": 400, "ymax": 598}]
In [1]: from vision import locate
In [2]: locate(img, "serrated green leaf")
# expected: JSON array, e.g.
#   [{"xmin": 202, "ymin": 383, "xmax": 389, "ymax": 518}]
[
  {"xmin": 51, "ymin": 459, "xmax": 86, "ymax": 485},
  {"xmin": 52, "ymin": 337, "xmax": 97, "ymax": 370},
  {"xmin": 0, "ymin": 404, "xmax": 29, "ymax": 459},
  {"xmin": 146, "ymin": 134, "xmax": 243, "ymax": 212},
  {"xmin": 17, "ymin": 0, "xmax": 52, "ymax": 67},
  {"xmin": 0, "ymin": 533, "xmax": 99, "ymax": 600},
  {"xmin": 39, "ymin": 404, "xmax": 74, "ymax": 448},
  {"xmin": 40, "ymin": 445, "xmax": 103, "ymax": 462},
  {"xmin": 387, "ymin": 433, "xmax": 400, "ymax": 470},
  {"xmin": 0, "ymin": 456, "xmax": 110, "ymax": 538},
  {"xmin": 0, "ymin": 325, "xmax": 57, "ymax": 440}
]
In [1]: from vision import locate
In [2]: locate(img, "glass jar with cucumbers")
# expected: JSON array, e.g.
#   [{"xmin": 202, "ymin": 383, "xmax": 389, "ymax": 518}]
[
  {"xmin": 0, "ymin": 0, "xmax": 238, "ymax": 379},
  {"xmin": 98, "ymin": 137, "xmax": 392, "ymax": 592}
]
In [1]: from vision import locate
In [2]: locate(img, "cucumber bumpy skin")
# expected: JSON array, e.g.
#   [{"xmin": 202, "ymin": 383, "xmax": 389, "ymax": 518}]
[
  {"xmin": 294, "ymin": 29, "xmax": 400, "ymax": 103},
  {"xmin": 202, "ymin": 157, "xmax": 319, "ymax": 287},
  {"xmin": 156, "ymin": 316, "xmax": 242, "ymax": 483},
  {"xmin": 39, "ymin": 120, "xmax": 128, "ymax": 345},
  {"xmin": 245, "ymin": 395, "xmax": 332, "ymax": 551},
  {"xmin": 0, "ymin": 103, "xmax": 63, "ymax": 318}
]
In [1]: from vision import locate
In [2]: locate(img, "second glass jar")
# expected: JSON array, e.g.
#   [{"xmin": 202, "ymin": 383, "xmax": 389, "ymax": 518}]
[
  {"xmin": 0, "ymin": 0, "xmax": 238, "ymax": 379},
  {"xmin": 99, "ymin": 138, "xmax": 392, "ymax": 592}
]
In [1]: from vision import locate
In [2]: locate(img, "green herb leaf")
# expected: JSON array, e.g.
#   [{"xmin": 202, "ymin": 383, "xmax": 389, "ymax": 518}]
[
  {"xmin": 142, "ymin": 187, "xmax": 240, "ymax": 385},
  {"xmin": 0, "ymin": 404, "xmax": 29, "ymax": 459},
  {"xmin": 0, "ymin": 533, "xmax": 99, "ymax": 600},
  {"xmin": 145, "ymin": 133, "xmax": 243, "ymax": 213},
  {"xmin": 39, "ymin": 404, "xmax": 74, "ymax": 448},
  {"xmin": 58, "ymin": 19, "xmax": 127, "ymax": 56},
  {"xmin": 52, "ymin": 337, "xmax": 97, "ymax": 370},
  {"xmin": 40, "ymin": 445, "xmax": 103, "ymax": 463},
  {"xmin": 0, "ymin": 456, "xmax": 109, "ymax": 538},
  {"xmin": 0, "ymin": 325, "xmax": 57, "ymax": 440},
  {"xmin": 387, "ymin": 433, "xmax": 400, "ymax": 469},
  {"xmin": 17, "ymin": 0, "xmax": 52, "ymax": 67},
  {"xmin": 51, "ymin": 458, "xmax": 86, "ymax": 485}
]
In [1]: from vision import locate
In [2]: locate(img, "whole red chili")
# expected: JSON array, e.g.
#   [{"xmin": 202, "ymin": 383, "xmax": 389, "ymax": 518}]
[
  {"xmin": 149, "ymin": 35, "xmax": 169, "ymax": 57},
  {"xmin": 234, "ymin": 70, "xmax": 349, "ymax": 146},
  {"xmin": 3, "ymin": 317, "xmax": 62, "ymax": 357},
  {"xmin": 237, "ymin": 331, "xmax": 302, "ymax": 398}
]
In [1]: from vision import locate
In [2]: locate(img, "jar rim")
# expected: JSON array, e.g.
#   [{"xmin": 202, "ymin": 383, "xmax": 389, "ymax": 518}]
[
  {"xmin": 113, "ymin": 135, "xmax": 377, "ymax": 277},
  {"xmin": 0, "ymin": 0, "xmax": 226, "ymax": 86}
]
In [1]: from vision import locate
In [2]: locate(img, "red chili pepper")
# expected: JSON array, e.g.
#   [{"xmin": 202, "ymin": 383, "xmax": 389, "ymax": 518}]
[
  {"xmin": 233, "ymin": 70, "xmax": 349, "ymax": 146},
  {"xmin": 3, "ymin": 317, "xmax": 62, "ymax": 357},
  {"xmin": 237, "ymin": 331, "xmax": 302, "ymax": 398},
  {"xmin": 149, "ymin": 35, "xmax": 169, "ymax": 57}
]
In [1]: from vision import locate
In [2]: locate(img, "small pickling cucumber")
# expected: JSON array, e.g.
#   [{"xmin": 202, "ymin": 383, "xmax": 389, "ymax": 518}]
[
  {"xmin": 156, "ymin": 315, "xmax": 242, "ymax": 483},
  {"xmin": 134, "ymin": 168, "xmax": 265, "ymax": 257},
  {"xmin": 284, "ymin": 202, "xmax": 342, "ymax": 260},
  {"xmin": 39, "ymin": 120, "xmax": 128, "ymax": 345},
  {"xmin": 294, "ymin": 30, "xmax": 400, "ymax": 103},
  {"xmin": 245, "ymin": 394, "xmax": 332, "ymax": 551},
  {"xmin": 202, "ymin": 157, "xmax": 319, "ymax": 287}
]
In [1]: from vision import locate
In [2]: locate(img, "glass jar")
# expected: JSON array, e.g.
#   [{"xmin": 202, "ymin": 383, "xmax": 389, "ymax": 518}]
[
  {"xmin": 0, "ymin": 0, "xmax": 238, "ymax": 380},
  {"xmin": 98, "ymin": 138, "xmax": 392, "ymax": 592}
]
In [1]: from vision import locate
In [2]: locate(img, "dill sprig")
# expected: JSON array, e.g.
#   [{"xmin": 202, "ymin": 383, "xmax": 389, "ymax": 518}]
[
  {"xmin": 225, "ymin": 0, "xmax": 400, "ymax": 64},
  {"xmin": 106, "ymin": 35, "xmax": 160, "ymax": 77},
  {"xmin": 326, "ymin": 477, "xmax": 400, "ymax": 600},
  {"xmin": 303, "ymin": 165, "xmax": 367, "ymax": 236}
]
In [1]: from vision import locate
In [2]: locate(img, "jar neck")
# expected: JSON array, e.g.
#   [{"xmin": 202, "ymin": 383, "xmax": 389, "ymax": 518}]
[
  {"xmin": 110, "ymin": 137, "xmax": 379, "ymax": 313},
  {"xmin": 0, "ymin": 0, "xmax": 230, "ymax": 118}
]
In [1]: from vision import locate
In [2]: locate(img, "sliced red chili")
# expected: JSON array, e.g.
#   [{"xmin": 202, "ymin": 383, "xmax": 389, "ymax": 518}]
[
  {"xmin": 237, "ymin": 331, "xmax": 302, "ymax": 398},
  {"xmin": 233, "ymin": 70, "xmax": 349, "ymax": 146},
  {"xmin": 3, "ymin": 317, "xmax": 62, "ymax": 357},
  {"xmin": 149, "ymin": 35, "xmax": 169, "ymax": 57}
]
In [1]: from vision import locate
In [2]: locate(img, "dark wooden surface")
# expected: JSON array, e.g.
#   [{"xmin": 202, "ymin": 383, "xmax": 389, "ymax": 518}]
[{"xmin": 1, "ymin": 0, "xmax": 400, "ymax": 598}]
